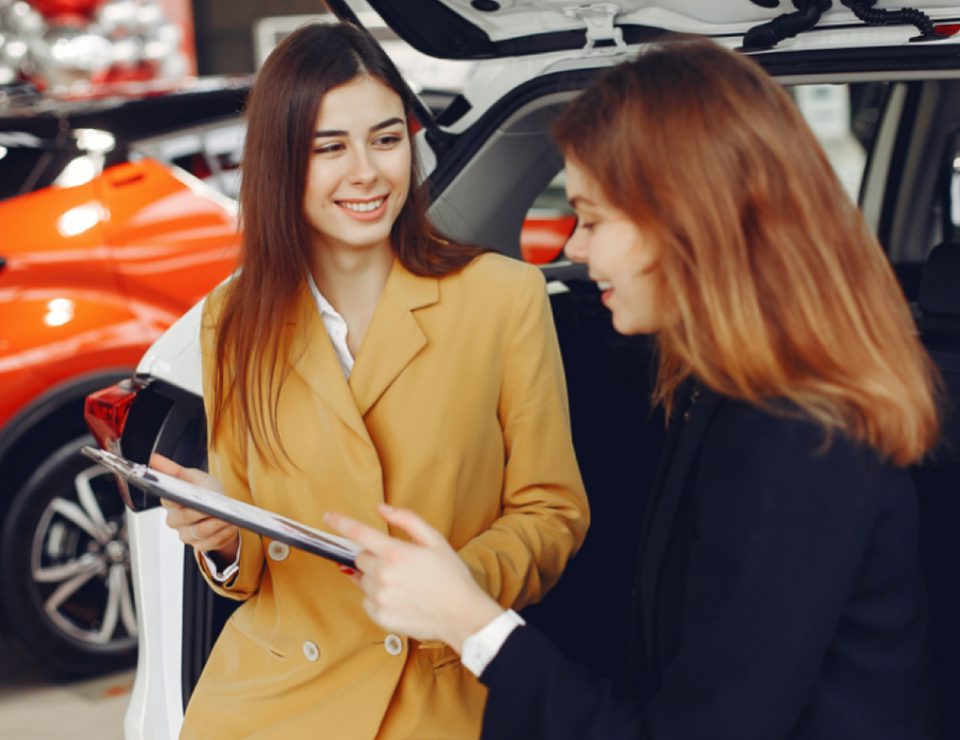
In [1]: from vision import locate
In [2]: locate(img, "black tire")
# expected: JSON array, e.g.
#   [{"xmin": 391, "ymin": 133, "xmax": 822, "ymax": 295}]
[{"xmin": 0, "ymin": 435, "xmax": 138, "ymax": 678}]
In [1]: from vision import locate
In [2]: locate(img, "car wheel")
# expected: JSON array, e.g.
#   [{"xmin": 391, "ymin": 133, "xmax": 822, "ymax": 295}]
[{"xmin": 0, "ymin": 435, "xmax": 138, "ymax": 678}]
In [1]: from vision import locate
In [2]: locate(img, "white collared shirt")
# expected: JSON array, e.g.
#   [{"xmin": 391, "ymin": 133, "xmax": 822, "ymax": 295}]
[
  {"xmin": 306, "ymin": 271, "xmax": 354, "ymax": 378},
  {"xmin": 460, "ymin": 609, "xmax": 526, "ymax": 677},
  {"xmin": 203, "ymin": 276, "xmax": 354, "ymax": 580}
]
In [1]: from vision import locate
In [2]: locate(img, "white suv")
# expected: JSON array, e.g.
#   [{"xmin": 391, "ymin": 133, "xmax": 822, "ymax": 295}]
[{"xmin": 85, "ymin": 2, "xmax": 960, "ymax": 737}]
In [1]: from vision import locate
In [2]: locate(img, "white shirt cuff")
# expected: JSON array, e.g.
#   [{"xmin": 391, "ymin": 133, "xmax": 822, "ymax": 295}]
[
  {"xmin": 460, "ymin": 609, "xmax": 525, "ymax": 677},
  {"xmin": 201, "ymin": 537, "xmax": 241, "ymax": 583}
]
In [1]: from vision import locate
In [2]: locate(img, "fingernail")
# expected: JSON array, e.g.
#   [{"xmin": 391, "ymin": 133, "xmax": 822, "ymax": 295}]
[
  {"xmin": 380, "ymin": 503, "xmax": 394, "ymax": 513},
  {"xmin": 339, "ymin": 566, "xmax": 356, "ymax": 575}
]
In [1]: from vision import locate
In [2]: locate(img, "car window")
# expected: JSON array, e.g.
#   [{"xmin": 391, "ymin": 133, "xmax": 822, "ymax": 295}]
[
  {"xmin": 518, "ymin": 82, "xmax": 888, "ymax": 266},
  {"xmin": 794, "ymin": 83, "xmax": 874, "ymax": 200}
]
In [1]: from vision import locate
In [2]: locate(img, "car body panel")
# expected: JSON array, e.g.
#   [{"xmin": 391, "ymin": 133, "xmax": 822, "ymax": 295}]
[
  {"xmin": 103, "ymin": 161, "xmax": 239, "ymax": 318},
  {"xmin": 134, "ymin": 296, "xmax": 208, "ymax": 397},
  {"xmin": 0, "ymin": 160, "xmax": 238, "ymax": 429},
  {"xmin": 123, "ymin": 507, "xmax": 185, "ymax": 738}
]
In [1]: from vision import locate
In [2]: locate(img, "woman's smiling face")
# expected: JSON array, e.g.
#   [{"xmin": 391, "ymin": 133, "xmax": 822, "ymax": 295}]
[
  {"xmin": 563, "ymin": 158, "xmax": 665, "ymax": 335},
  {"xmin": 303, "ymin": 75, "xmax": 411, "ymax": 256}
]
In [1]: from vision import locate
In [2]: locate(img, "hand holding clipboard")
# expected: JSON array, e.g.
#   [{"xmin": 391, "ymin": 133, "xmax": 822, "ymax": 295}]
[{"xmin": 82, "ymin": 446, "xmax": 360, "ymax": 568}]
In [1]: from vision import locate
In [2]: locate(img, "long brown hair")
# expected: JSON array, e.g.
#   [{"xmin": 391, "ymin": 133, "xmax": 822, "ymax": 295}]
[
  {"xmin": 212, "ymin": 22, "xmax": 484, "ymax": 462},
  {"xmin": 553, "ymin": 38, "xmax": 940, "ymax": 465}
]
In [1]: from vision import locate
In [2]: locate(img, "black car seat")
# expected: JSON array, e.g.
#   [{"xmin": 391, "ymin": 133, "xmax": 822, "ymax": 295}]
[{"xmin": 913, "ymin": 240, "xmax": 960, "ymax": 738}]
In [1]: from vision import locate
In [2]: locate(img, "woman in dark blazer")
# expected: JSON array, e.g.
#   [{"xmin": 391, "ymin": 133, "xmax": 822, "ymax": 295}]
[{"xmin": 328, "ymin": 37, "xmax": 942, "ymax": 739}]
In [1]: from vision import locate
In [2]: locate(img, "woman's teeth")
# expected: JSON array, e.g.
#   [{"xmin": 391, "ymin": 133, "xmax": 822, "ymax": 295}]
[
  {"xmin": 340, "ymin": 198, "xmax": 385, "ymax": 213},
  {"xmin": 597, "ymin": 281, "xmax": 613, "ymax": 291}
]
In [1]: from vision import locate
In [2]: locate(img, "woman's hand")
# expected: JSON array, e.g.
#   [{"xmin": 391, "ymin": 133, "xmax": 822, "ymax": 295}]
[
  {"xmin": 325, "ymin": 504, "xmax": 504, "ymax": 653},
  {"xmin": 150, "ymin": 453, "xmax": 239, "ymax": 563}
]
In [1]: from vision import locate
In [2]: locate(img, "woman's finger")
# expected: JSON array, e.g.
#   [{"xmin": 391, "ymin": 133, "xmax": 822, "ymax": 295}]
[
  {"xmin": 194, "ymin": 517, "xmax": 233, "ymax": 538},
  {"xmin": 325, "ymin": 512, "xmax": 396, "ymax": 555},
  {"xmin": 362, "ymin": 596, "xmax": 378, "ymax": 625},
  {"xmin": 150, "ymin": 453, "xmax": 224, "ymax": 492},
  {"xmin": 185, "ymin": 516, "xmax": 235, "ymax": 546},
  {"xmin": 353, "ymin": 550, "xmax": 379, "ymax": 576},
  {"xmin": 194, "ymin": 527, "xmax": 239, "ymax": 554},
  {"xmin": 149, "ymin": 453, "xmax": 183, "ymax": 477},
  {"xmin": 356, "ymin": 571, "xmax": 381, "ymax": 600},
  {"xmin": 377, "ymin": 504, "xmax": 446, "ymax": 549},
  {"xmin": 163, "ymin": 505, "xmax": 206, "ymax": 529}
]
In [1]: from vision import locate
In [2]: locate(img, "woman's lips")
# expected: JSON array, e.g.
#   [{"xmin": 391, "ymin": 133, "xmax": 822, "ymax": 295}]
[
  {"xmin": 336, "ymin": 196, "xmax": 387, "ymax": 222},
  {"xmin": 597, "ymin": 280, "xmax": 613, "ymax": 305}
]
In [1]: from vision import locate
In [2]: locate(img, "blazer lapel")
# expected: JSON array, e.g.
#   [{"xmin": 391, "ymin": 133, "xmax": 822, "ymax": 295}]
[
  {"xmin": 348, "ymin": 260, "xmax": 439, "ymax": 417},
  {"xmin": 634, "ymin": 385, "xmax": 723, "ymax": 674},
  {"xmin": 288, "ymin": 285, "xmax": 370, "ymax": 444}
]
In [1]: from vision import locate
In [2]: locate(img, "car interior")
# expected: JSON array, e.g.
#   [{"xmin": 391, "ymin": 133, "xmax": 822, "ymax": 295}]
[{"xmin": 127, "ymin": 65, "xmax": 960, "ymax": 735}]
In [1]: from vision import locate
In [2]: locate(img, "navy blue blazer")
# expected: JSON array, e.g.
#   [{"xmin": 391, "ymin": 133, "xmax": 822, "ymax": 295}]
[{"xmin": 480, "ymin": 387, "xmax": 937, "ymax": 739}]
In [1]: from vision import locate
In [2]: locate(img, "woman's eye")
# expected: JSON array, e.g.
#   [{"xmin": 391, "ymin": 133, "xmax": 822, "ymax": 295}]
[
  {"xmin": 314, "ymin": 142, "xmax": 343, "ymax": 155},
  {"xmin": 374, "ymin": 133, "xmax": 403, "ymax": 147},
  {"xmin": 572, "ymin": 216, "xmax": 597, "ymax": 232}
]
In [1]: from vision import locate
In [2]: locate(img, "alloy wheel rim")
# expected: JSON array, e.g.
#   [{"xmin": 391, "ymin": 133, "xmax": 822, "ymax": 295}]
[{"xmin": 29, "ymin": 462, "xmax": 138, "ymax": 648}]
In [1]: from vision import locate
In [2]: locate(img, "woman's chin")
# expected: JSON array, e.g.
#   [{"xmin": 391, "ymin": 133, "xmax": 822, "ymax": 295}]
[{"xmin": 611, "ymin": 312, "xmax": 661, "ymax": 337}]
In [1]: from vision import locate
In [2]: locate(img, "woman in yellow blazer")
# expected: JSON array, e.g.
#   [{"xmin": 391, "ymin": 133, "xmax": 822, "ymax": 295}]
[{"xmin": 155, "ymin": 22, "xmax": 588, "ymax": 739}]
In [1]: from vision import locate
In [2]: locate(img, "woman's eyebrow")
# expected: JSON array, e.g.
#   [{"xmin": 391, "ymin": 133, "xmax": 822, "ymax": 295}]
[
  {"xmin": 568, "ymin": 195, "xmax": 594, "ymax": 208},
  {"xmin": 314, "ymin": 117, "xmax": 406, "ymax": 138}
]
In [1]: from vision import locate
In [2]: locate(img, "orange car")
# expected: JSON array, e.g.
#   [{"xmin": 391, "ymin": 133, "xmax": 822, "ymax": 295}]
[
  {"xmin": 0, "ymin": 79, "xmax": 569, "ymax": 677},
  {"xmin": 0, "ymin": 81, "xmax": 246, "ymax": 676}
]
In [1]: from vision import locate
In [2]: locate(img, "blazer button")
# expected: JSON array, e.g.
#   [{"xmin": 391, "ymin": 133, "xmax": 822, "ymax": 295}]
[
  {"xmin": 384, "ymin": 634, "xmax": 404, "ymax": 656},
  {"xmin": 268, "ymin": 541, "xmax": 290, "ymax": 561},
  {"xmin": 302, "ymin": 641, "xmax": 320, "ymax": 662}
]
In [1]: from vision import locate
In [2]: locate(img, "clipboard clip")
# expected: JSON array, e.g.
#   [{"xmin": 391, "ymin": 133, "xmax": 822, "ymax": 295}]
[{"xmin": 81, "ymin": 445, "xmax": 145, "ymax": 510}]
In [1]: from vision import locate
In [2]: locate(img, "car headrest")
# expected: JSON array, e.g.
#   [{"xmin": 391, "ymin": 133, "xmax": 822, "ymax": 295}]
[{"xmin": 918, "ymin": 242, "xmax": 960, "ymax": 318}]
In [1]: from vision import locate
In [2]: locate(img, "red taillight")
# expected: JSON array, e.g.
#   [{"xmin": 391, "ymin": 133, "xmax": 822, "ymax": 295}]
[
  {"xmin": 85, "ymin": 380, "xmax": 141, "ymax": 452},
  {"xmin": 520, "ymin": 214, "xmax": 577, "ymax": 265}
]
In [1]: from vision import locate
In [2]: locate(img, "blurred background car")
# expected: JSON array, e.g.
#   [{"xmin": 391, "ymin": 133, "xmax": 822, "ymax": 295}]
[{"xmin": 0, "ymin": 78, "xmax": 246, "ymax": 678}]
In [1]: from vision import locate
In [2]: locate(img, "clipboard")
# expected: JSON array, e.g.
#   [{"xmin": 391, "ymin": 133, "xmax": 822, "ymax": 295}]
[{"xmin": 82, "ymin": 446, "xmax": 360, "ymax": 568}]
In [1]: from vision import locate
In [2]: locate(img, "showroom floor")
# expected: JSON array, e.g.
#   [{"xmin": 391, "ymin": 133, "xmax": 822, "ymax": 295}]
[{"xmin": 0, "ymin": 636, "xmax": 131, "ymax": 739}]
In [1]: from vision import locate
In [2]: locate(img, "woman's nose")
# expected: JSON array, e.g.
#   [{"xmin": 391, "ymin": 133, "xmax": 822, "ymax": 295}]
[
  {"xmin": 564, "ymin": 228, "xmax": 588, "ymax": 264},
  {"xmin": 348, "ymin": 149, "xmax": 378, "ymax": 185}
]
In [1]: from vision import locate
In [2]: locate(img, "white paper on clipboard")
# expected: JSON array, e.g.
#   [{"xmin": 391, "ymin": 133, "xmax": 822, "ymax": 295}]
[{"xmin": 82, "ymin": 446, "xmax": 360, "ymax": 568}]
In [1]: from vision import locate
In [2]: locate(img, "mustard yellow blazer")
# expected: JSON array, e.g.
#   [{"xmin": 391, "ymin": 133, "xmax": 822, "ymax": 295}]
[{"xmin": 180, "ymin": 253, "xmax": 589, "ymax": 739}]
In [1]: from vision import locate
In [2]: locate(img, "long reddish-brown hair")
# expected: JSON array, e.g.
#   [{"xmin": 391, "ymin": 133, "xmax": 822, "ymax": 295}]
[
  {"xmin": 212, "ymin": 22, "xmax": 484, "ymax": 462},
  {"xmin": 553, "ymin": 37, "xmax": 940, "ymax": 465}
]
